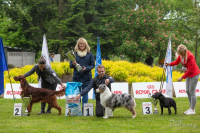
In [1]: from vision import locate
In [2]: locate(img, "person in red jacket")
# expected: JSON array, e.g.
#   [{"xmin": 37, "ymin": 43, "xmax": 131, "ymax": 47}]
[{"xmin": 165, "ymin": 44, "xmax": 200, "ymax": 115}]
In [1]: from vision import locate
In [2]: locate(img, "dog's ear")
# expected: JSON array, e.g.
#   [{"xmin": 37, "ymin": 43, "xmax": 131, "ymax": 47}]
[
  {"xmin": 18, "ymin": 75, "xmax": 25, "ymax": 79},
  {"xmin": 20, "ymin": 78, "xmax": 25, "ymax": 88},
  {"xmin": 14, "ymin": 76, "xmax": 19, "ymax": 81},
  {"xmin": 103, "ymin": 84, "xmax": 106, "ymax": 89},
  {"xmin": 157, "ymin": 92, "xmax": 163, "ymax": 97},
  {"xmin": 14, "ymin": 75, "xmax": 25, "ymax": 81},
  {"xmin": 20, "ymin": 77, "xmax": 27, "ymax": 89}
]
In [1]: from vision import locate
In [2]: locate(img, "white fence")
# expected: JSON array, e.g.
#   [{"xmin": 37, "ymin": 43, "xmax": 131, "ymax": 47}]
[{"xmin": 7, "ymin": 51, "xmax": 35, "ymax": 67}]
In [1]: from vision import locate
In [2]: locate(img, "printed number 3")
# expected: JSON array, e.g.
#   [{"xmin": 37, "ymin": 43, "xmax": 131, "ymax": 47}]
[
  {"xmin": 145, "ymin": 107, "xmax": 150, "ymax": 114},
  {"xmin": 15, "ymin": 108, "xmax": 19, "ymax": 115}
]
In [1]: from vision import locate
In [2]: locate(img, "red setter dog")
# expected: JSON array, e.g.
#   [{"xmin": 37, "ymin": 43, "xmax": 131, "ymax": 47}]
[{"xmin": 14, "ymin": 75, "xmax": 65, "ymax": 115}]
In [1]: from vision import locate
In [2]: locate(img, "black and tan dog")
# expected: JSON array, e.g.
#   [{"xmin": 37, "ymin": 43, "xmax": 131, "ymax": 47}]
[{"xmin": 152, "ymin": 92, "xmax": 177, "ymax": 115}]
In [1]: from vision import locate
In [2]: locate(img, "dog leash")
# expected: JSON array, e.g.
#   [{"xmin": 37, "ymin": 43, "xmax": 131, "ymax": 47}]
[
  {"xmin": 7, "ymin": 70, "xmax": 16, "ymax": 100},
  {"xmin": 159, "ymin": 68, "xmax": 166, "ymax": 93}
]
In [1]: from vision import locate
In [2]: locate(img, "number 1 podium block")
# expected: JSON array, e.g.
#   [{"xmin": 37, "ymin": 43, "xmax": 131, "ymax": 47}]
[{"xmin": 83, "ymin": 103, "xmax": 93, "ymax": 116}]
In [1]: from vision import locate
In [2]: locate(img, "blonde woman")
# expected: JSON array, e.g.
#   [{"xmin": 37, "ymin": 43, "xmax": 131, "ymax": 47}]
[
  {"xmin": 165, "ymin": 44, "xmax": 200, "ymax": 115},
  {"xmin": 70, "ymin": 38, "xmax": 95, "ymax": 107}
]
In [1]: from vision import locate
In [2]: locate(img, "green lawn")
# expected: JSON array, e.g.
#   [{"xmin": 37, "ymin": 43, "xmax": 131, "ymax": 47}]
[{"xmin": 0, "ymin": 97, "xmax": 200, "ymax": 133}]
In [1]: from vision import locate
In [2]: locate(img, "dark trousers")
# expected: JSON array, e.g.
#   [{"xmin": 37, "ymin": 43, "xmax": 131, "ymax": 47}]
[
  {"xmin": 41, "ymin": 80, "xmax": 57, "ymax": 111},
  {"xmin": 95, "ymin": 99, "xmax": 105, "ymax": 117}
]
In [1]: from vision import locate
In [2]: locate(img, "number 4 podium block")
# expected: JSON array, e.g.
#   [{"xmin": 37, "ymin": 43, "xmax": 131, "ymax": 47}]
[{"xmin": 83, "ymin": 103, "xmax": 93, "ymax": 116}]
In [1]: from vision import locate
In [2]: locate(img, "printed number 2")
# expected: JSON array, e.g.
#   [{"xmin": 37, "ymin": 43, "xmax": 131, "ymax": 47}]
[
  {"xmin": 15, "ymin": 108, "xmax": 20, "ymax": 115},
  {"xmin": 86, "ymin": 108, "xmax": 89, "ymax": 116},
  {"xmin": 145, "ymin": 107, "xmax": 150, "ymax": 114}
]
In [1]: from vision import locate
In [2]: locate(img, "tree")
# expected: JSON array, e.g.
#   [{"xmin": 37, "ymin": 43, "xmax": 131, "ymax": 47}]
[
  {"xmin": 1, "ymin": 0, "xmax": 57, "ymax": 57},
  {"xmin": 106, "ymin": 0, "xmax": 186, "ymax": 62}
]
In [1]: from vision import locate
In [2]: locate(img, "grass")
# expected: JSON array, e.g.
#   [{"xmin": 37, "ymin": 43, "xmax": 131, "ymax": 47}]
[{"xmin": 0, "ymin": 97, "xmax": 200, "ymax": 133}]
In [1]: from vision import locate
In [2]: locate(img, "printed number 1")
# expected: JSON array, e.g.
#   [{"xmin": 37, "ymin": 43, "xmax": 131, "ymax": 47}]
[
  {"xmin": 15, "ymin": 108, "xmax": 19, "ymax": 115},
  {"xmin": 145, "ymin": 107, "xmax": 150, "ymax": 114},
  {"xmin": 86, "ymin": 108, "xmax": 89, "ymax": 116}
]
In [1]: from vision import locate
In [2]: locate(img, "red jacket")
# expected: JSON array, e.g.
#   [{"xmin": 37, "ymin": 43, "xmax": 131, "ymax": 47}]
[{"xmin": 170, "ymin": 50, "xmax": 200, "ymax": 79}]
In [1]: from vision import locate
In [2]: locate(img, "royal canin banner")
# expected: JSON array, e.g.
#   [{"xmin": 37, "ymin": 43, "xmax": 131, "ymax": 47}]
[
  {"xmin": 132, "ymin": 82, "xmax": 167, "ymax": 98},
  {"xmin": 133, "ymin": 82, "xmax": 200, "ymax": 98},
  {"xmin": 4, "ymin": 82, "xmax": 129, "ymax": 99},
  {"xmin": 173, "ymin": 82, "xmax": 200, "ymax": 97}
]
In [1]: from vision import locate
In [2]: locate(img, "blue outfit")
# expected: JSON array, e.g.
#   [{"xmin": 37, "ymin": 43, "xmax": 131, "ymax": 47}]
[
  {"xmin": 80, "ymin": 74, "xmax": 114, "ymax": 99},
  {"xmin": 70, "ymin": 52, "xmax": 95, "ymax": 106},
  {"xmin": 49, "ymin": 57, "xmax": 53, "ymax": 62}
]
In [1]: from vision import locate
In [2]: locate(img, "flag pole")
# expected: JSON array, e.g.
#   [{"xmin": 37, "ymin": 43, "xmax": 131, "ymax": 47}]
[
  {"xmin": 159, "ymin": 68, "xmax": 165, "ymax": 93},
  {"xmin": 7, "ymin": 70, "xmax": 15, "ymax": 100}
]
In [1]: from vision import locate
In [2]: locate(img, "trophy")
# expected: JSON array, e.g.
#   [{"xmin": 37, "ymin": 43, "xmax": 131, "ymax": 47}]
[
  {"xmin": 148, "ymin": 93, "xmax": 159, "ymax": 114},
  {"xmin": 21, "ymin": 94, "xmax": 32, "ymax": 116},
  {"xmin": 63, "ymin": 49, "xmax": 82, "ymax": 72}
]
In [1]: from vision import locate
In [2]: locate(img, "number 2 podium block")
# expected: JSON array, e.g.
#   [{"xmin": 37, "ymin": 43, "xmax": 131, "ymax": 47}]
[{"xmin": 14, "ymin": 103, "xmax": 23, "ymax": 116}]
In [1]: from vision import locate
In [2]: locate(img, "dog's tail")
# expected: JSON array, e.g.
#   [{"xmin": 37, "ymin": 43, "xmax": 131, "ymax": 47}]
[{"xmin": 53, "ymin": 88, "xmax": 66, "ymax": 97}]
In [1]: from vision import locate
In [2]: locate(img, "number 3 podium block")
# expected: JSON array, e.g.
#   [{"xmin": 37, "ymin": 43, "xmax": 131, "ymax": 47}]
[{"xmin": 142, "ymin": 102, "xmax": 153, "ymax": 115}]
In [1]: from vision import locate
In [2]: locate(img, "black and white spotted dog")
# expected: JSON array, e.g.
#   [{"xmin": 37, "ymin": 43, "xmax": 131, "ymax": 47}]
[{"xmin": 96, "ymin": 84, "xmax": 136, "ymax": 119}]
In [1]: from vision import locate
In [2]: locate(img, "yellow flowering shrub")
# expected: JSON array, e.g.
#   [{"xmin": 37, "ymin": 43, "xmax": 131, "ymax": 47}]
[
  {"xmin": 4, "ymin": 60, "xmax": 193, "ymax": 88},
  {"xmin": 101, "ymin": 60, "xmax": 187, "ymax": 85},
  {"xmin": 109, "ymin": 66, "xmax": 129, "ymax": 81}
]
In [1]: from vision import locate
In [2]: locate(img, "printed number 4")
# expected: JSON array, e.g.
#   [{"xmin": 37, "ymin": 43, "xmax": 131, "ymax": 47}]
[
  {"xmin": 145, "ymin": 107, "xmax": 150, "ymax": 114},
  {"xmin": 15, "ymin": 108, "xmax": 20, "ymax": 115}
]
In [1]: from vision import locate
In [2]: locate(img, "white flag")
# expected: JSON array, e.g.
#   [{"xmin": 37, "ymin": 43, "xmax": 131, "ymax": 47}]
[
  {"xmin": 38, "ymin": 34, "xmax": 51, "ymax": 88},
  {"xmin": 163, "ymin": 37, "xmax": 173, "ymax": 98},
  {"xmin": 41, "ymin": 34, "xmax": 51, "ymax": 66}
]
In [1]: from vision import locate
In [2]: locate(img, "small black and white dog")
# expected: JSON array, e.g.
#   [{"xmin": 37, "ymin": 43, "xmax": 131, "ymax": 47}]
[
  {"xmin": 96, "ymin": 84, "xmax": 136, "ymax": 119},
  {"xmin": 152, "ymin": 92, "xmax": 177, "ymax": 115}
]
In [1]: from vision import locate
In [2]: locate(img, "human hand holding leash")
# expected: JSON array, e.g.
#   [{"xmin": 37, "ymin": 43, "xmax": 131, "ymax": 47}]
[
  {"xmin": 76, "ymin": 94, "xmax": 81, "ymax": 99},
  {"xmin": 105, "ymin": 79, "xmax": 110, "ymax": 85},
  {"xmin": 165, "ymin": 63, "xmax": 170, "ymax": 67},
  {"xmin": 178, "ymin": 77, "xmax": 183, "ymax": 82},
  {"xmin": 60, "ymin": 83, "xmax": 66, "ymax": 89}
]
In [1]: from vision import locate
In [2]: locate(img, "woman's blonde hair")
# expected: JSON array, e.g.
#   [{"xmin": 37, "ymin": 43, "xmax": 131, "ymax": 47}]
[
  {"xmin": 177, "ymin": 44, "xmax": 188, "ymax": 63},
  {"xmin": 74, "ymin": 38, "xmax": 90, "ymax": 53}
]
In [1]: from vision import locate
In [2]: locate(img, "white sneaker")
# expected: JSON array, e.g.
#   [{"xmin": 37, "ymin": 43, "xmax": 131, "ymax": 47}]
[
  {"xmin": 183, "ymin": 108, "xmax": 192, "ymax": 114},
  {"xmin": 185, "ymin": 109, "xmax": 196, "ymax": 115}
]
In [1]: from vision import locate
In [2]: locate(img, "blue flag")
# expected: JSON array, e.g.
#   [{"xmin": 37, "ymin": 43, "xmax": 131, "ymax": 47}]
[
  {"xmin": 0, "ymin": 37, "xmax": 8, "ymax": 95},
  {"xmin": 93, "ymin": 36, "xmax": 102, "ymax": 100}
]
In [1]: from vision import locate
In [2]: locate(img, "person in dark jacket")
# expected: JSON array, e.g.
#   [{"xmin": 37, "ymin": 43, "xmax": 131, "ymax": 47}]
[
  {"xmin": 21, "ymin": 56, "xmax": 66, "ymax": 115},
  {"xmin": 70, "ymin": 38, "xmax": 95, "ymax": 107},
  {"xmin": 145, "ymin": 55, "xmax": 153, "ymax": 66},
  {"xmin": 75, "ymin": 65, "xmax": 114, "ymax": 117}
]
